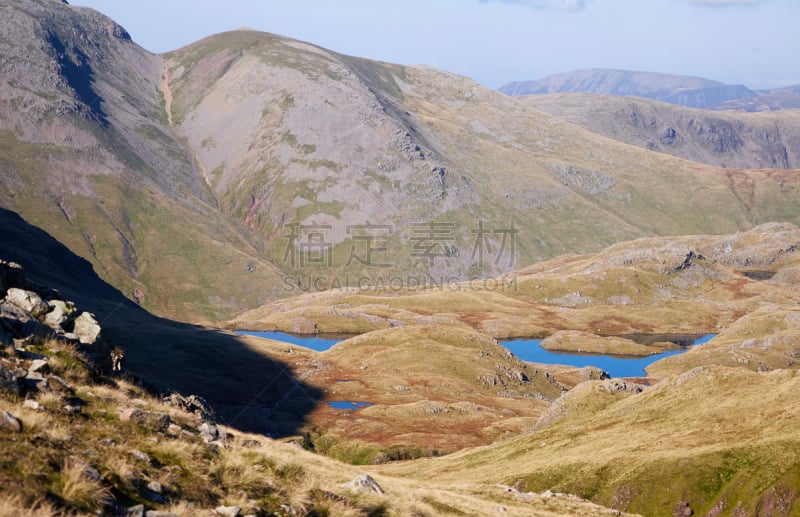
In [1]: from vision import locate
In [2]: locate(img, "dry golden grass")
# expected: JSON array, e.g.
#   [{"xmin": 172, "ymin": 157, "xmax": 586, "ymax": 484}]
[
  {"xmin": 231, "ymin": 224, "xmax": 800, "ymax": 341},
  {"xmin": 380, "ymin": 366, "xmax": 800, "ymax": 516},
  {"xmin": 51, "ymin": 459, "xmax": 112, "ymax": 512},
  {"xmin": 540, "ymin": 330, "xmax": 667, "ymax": 356},
  {"xmin": 1, "ymin": 338, "xmax": 631, "ymax": 516},
  {"xmin": 0, "ymin": 495, "xmax": 59, "ymax": 517}
]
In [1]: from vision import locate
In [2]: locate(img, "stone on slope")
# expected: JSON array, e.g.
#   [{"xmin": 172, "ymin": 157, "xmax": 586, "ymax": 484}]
[
  {"xmin": 340, "ymin": 474, "xmax": 385, "ymax": 494},
  {"xmin": 5, "ymin": 288, "xmax": 49, "ymax": 319},
  {"xmin": 1, "ymin": 410, "xmax": 22, "ymax": 432},
  {"xmin": 214, "ymin": 506, "xmax": 241, "ymax": 517},
  {"xmin": 44, "ymin": 300, "xmax": 76, "ymax": 329},
  {"xmin": 0, "ymin": 363, "xmax": 22, "ymax": 396},
  {"xmin": 73, "ymin": 311, "xmax": 102, "ymax": 345},
  {"xmin": 119, "ymin": 408, "xmax": 172, "ymax": 432}
]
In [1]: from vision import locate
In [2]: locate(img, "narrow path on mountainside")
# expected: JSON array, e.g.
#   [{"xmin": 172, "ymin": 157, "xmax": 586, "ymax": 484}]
[
  {"xmin": 161, "ymin": 60, "xmax": 174, "ymax": 126},
  {"xmin": 161, "ymin": 59, "xmax": 211, "ymax": 186}
]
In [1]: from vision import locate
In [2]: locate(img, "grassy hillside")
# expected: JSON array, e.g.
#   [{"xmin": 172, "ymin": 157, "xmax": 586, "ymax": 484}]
[
  {"xmin": 230, "ymin": 224, "xmax": 800, "ymax": 339},
  {"xmin": 0, "ymin": 338, "xmax": 631, "ymax": 516},
  {"xmin": 0, "ymin": 1, "xmax": 285, "ymax": 323},
  {"xmin": 3, "ymin": 3, "xmax": 800, "ymax": 323},
  {"xmin": 380, "ymin": 366, "xmax": 800, "ymax": 516},
  {"xmin": 167, "ymin": 29, "xmax": 800, "ymax": 306}
]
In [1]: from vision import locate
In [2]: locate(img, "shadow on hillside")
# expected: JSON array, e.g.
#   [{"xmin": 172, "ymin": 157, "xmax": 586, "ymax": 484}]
[{"xmin": 0, "ymin": 207, "xmax": 321, "ymax": 437}]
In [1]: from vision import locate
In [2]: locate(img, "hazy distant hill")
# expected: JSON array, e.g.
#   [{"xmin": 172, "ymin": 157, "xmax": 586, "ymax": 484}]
[
  {"xmin": 501, "ymin": 68, "xmax": 800, "ymax": 111},
  {"xmin": 2, "ymin": 1, "xmax": 800, "ymax": 323},
  {"xmin": 521, "ymin": 93, "xmax": 800, "ymax": 169}
]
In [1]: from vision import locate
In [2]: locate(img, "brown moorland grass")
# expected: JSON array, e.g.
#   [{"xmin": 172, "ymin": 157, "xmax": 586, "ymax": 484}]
[
  {"xmin": 0, "ymin": 338, "xmax": 635, "ymax": 516},
  {"xmin": 378, "ymin": 366, "xmax": 800, "ymax": 516}
]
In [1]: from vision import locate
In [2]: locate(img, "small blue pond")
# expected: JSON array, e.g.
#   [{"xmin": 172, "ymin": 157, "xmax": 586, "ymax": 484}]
[
  {"xmin": 328, "ymin": 401, "xmax": 374, "ymax": 410},
  {"xmin": 501, "ymin": 334, "xmax": 716, "ymax": 378},
  {"xmin": 236, "ymin": 331, "xmax": 344, "ymax": 352}
]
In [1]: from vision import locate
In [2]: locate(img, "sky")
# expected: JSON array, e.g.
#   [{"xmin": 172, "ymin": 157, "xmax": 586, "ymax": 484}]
[{"xmin": 69, "ymin": 0, "xmax": 799, "ymax": 90}]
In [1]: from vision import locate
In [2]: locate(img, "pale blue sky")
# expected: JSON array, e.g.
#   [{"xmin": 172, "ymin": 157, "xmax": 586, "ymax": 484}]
[{"xmin": 70, "ymin": 0, "xmax": 799, "ymax": 90}]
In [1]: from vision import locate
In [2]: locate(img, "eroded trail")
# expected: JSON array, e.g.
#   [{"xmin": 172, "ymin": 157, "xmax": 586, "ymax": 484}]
[
  {"xmin": 161, "ymin": 59, "xmax": 211, "ymax": 186},
  {"xmin": 160, "ymin": 60, "xmax": 174, "ymax": 126}
]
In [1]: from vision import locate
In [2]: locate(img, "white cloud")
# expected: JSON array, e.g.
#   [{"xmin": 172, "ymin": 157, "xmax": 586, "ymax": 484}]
[{"xmin": 479, "ymin": 0, "xmax": 592, "ymax": 12}]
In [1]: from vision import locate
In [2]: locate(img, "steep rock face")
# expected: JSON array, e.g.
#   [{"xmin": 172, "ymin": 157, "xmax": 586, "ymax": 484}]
[
  {"xmin": 521, "ymin": 93, "xmax": 800, "ymax": 169},
  {"xmin": 165, "ymin": 31, "xmax": 800, "ymax": 291},
  {"xmin": 0, "ymin": 0, "xmax": 284, "ymax": 322},
  {"xmin": 166, "ymin": 32, "xmax": 476, "ymax": 279}
]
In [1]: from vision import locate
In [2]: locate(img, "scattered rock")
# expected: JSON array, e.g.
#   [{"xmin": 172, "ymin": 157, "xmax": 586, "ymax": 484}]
[
  {"xmin": 499, "ymin": 485, "xmax": 535, "ymax": 502},
  {"xmin": 48, "ymin": 375, "xmax": 74, "ymax": 395},
  {"xmin": 163, "ymin": 393, "xmax": 214, "ymax": 420},
  {"xmin": 674, "ymin": 250, "xmax": 704, "ymax": 272},
  {"xmin": 0, "ymin": 363, "xmax": 22, "ymax": 396},
  {"xmin": 147, "ymin": 481, "xmax": 163, "ymax": 494},
  {"xmin": 124, "ymin": 504, "xmax": 145, "ymax": 517},
  {"xmin": 673, "ymin": 500, "xmax": 693, "ymax": 516},
  {"xmin": 1, "ymin": 410, "xmax": 22, "ymax": 432},
  {"xmin": 602, "ymin": 379, "xmax": 645, "ymax": 394},
  {"xmin": 0, "ymin": 299, "xmax": 31, "ymax": 323},
  {"xmin": 119, "ymin": 408, "xmax": 172, "ymax": 432},
  {"xmin": 29, "ymin": 359, "xmax": 50, "ymax": 374},
  {"xmin": 23, "ymin": 399, "xmax": 40, "ymax": 410},
  {"xmin": 73, "ymin": 311, "xmax": 102, "ymax": 345},
  {"xmin": 340, "ymin": 474, "xmax": 384, "ymax": 495},
  {"xmin": 5, "ymin": 288, "xmax": 49, "ymax": 319},
  {"xmin": 240, "ymin": 439, "xmax": 262, "ymax": 448},
  {"xmin": 214, "ymin": 505, "xmax": 242, "ymax": 517},
  {"xmin": 63, "ymin": 404, "xmax": 82, "ymax": 415},
  {"xmin": 578, "ymin": 366, "xmax": 611, "ymax": 381},
  {"xmin": 44, "ymin": 300, "xmax": 75, "ymax": 329},
  {"xmin": 199, "ymin": 422, "xmax": 223, "ymax": 442},
  {"xmin": 22, "ymin": 371, "xmax": 50, "ymax": 394},
  {"xmin": 130, "ymin": 449, "xmax": 151, "ymax": 463},
  {"xmin": 166, "ymin": 423, "xmax": 182, "ymax": 436},
  {"xmin": 68, "ymin": 456, "xmax": 102, "ymax": 482}
]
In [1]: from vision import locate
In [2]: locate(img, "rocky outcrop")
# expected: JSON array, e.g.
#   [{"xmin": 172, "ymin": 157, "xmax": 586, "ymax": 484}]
[
  {"xmin": 5, "ymin": 288, "xmax": 50, "ymax": 319},
  {"xmin": 163, "ymin": 393, "xmax": 215, "ymax": 421},
  {"xmin": 119, "ymin": 408, "xmax": 172, "ymax": 433},
  {"xmin": 601, "ymin": 379, "xmax": 644, "ymax": 394},
  {"xmin": 0, "ymin": 260, "xmax": 107, "ymax": 348},
  {"xmin": 0, "ymin": 260, "xmax": 118, "ymax": 402},
  {"xmin": 340, "ymin": 474, "xmax": 385, "ymax": 495}
]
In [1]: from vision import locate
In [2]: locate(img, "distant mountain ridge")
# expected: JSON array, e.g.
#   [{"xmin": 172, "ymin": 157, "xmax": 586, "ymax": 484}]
[{"xmin": 501, "ymin": 68, "xmax": 800, "ymax": 111}]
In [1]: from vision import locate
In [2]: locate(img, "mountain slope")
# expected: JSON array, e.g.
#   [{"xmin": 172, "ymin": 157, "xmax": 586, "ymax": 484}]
[
  {"xmin": 3, "ymin": 2, "xmax": 800, "ymax": 324},
  {"xmin": 167, "ymin": 32, "xmax": 800, "ymax": 290},
  {"xmin": 520, "ymin": 93, "xmax": 800, "ymax": 169},
  {"xmin": 500, "ymin": 68, "xmax": 800, "ymax": 111},
  {"xmin": 0, "ymin": 0, "xmax": 285, "ymax": 322}
]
